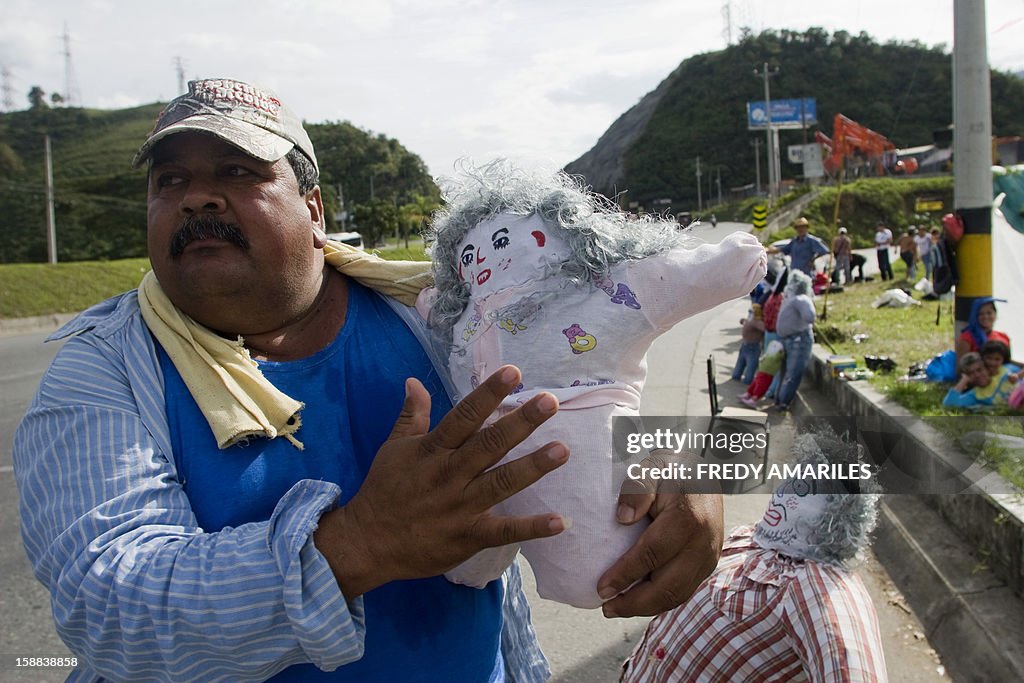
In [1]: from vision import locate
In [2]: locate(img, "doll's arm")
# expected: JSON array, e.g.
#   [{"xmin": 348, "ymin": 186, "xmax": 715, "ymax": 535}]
[{"xmin": 621, "ymin": 231, "xmax": 767, "ymax": 330}]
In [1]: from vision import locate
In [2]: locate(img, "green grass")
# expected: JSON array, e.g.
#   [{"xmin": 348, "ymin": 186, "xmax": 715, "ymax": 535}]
[
  {"xmin": 813, "ymin": 260, "xmax": 1024, "ymax": 489},
  {"xmin": 0, "ymin": 258, "xmax": 150, "ymax": 318},
  {"xmin": 814, "ymin": 257, "xmax": 954, "ymax": 394},
  {"xmin": 0, "ymin": 245, "xmax": 430, "ymax": 320}
]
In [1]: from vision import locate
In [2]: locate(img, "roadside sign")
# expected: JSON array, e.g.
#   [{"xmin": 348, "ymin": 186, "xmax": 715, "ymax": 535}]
[
  {"xmin": 915, "ymin": 198, "xmax": 944, "ymax": 212},
  {"xmin": 747, "ymin": 98, "xmax": 817, "ymax": 130},
  {"xmin": 752, "ymin": 204, "xmax": 768, "ymax": 229}
]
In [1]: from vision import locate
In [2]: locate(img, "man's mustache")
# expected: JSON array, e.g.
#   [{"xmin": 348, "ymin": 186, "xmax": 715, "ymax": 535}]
[{"xmin": 170, "ymin": 215, "xmax": 249, "ymax": 258}]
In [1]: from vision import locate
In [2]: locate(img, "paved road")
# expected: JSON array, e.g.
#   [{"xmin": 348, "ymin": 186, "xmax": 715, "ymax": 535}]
[
  {"xmin": 0, "ymin": 331, "xmax": 70, "ymax": 683},
  {"xmin": 0, "ymin": 224, "xmax": 948, "ymax": 681}
]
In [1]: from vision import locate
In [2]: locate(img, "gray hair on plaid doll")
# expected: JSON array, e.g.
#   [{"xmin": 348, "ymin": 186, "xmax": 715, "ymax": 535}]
[
  {"xmin": 424, "ymin": 159, "xmax": 690, "ymax": 345},
  {"xmin": 754, "ymin": 426, "xmax": 881, "ymax": 567},
  {"xmin": 783, "ymin": 268, "xmax": 814, "ymax": 298}
]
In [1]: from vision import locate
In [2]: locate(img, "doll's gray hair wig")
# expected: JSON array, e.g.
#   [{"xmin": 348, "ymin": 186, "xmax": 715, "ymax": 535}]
[
  {"xmin": 424, "ymin": 159, "xmax": 690, "ymax": 343},
  {"xmin": 784, "ymin": 268, "xmax": 814, "ymax": 297},
  {"xmin": 760, "ymin": 425, "xmax": 881, "ymax": 566}
]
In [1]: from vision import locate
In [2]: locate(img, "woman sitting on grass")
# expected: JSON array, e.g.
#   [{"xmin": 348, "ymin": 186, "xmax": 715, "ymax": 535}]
[
  {"xmin": 955, "ymin": 297, "xmax": 1011, "ymax": 359},
  {"xmin": 942, "ymin": 352, "xmax": 1014, "ymax": 410}
]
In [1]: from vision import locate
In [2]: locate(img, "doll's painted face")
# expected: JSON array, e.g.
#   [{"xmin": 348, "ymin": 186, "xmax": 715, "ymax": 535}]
[
  {"xmin": 753, "ymin": 476, "xmax": 833, "ymax": 559},
  {"xmin": 456, "ymin": 213, "xmax": 570, "ymax": 298}
]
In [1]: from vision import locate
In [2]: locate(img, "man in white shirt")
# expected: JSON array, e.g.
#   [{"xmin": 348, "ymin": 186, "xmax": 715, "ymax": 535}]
[{"xmin": 873, "ymin": 221, "xmax": 894, "ymax": 281}]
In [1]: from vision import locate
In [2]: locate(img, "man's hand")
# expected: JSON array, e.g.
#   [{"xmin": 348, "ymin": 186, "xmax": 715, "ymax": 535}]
[
  {"xmin": 315, "ymin": 365, "xmax": 569, "ymax": 599},
  {"xmin": 596, "ymin": 454, "xmax": 724, "ymax": 618}
]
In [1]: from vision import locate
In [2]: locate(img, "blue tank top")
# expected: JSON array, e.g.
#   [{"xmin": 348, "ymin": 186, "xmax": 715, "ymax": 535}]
[{"xmin": 157, "ymin": 281, "xmax": 503, "ymax": 682}]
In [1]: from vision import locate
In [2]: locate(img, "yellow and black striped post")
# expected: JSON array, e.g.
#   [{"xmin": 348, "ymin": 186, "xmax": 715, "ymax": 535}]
[
  {"xmin": 752, "ymin": 204, "xmax": 768, "ymax": 230},
  {"xmin": 952, "ymin": 0, "xmax": 993, "ymax": 345},
  {"xmin": 954, "ymin": 207, "xmax": 992, "ymax": 331}
]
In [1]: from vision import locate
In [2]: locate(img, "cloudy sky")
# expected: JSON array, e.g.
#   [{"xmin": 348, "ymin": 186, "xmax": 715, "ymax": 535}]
[{"xmin": 3, "ymin": 0, "xmax": 1023, "ymax": 176}]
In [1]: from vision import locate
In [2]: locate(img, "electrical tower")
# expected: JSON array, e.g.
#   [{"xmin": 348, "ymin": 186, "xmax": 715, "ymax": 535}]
[
  {"xmin": 1, "ymin": 65, "xmax": 15, "ymax": 112},
  {"xmin": 174, "ymin": 57, "xmax": 186, "ymax": 95},
  {"xmin": 721, "ymin": 2, "xmax": 732, "ymax": 46},
  {"xmin": 61, "ymin": 23, "xmax": 81, "ymax": 106}
]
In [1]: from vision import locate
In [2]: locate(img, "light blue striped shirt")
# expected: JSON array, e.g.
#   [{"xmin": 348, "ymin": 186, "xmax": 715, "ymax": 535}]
[{"xmin": 14, "ymin": 291, "xmax": 550, "ymax": 683}]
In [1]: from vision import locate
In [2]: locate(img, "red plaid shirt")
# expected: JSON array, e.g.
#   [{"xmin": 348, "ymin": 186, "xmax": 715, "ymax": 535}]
[{"xmin": 621, "ymin": 526, "xmax": 887, "ymax": 682}]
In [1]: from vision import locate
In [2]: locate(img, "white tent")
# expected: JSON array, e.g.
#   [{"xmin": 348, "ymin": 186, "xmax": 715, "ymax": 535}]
[{"xmin": 992, "ymin": 166, "xmax": 1024, "ymax": 359}]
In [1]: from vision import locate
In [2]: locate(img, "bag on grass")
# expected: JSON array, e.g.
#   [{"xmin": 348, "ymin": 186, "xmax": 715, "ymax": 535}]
[{"xmin": 925, "ymin": 349, "xmax": 958, "ymax": 382}]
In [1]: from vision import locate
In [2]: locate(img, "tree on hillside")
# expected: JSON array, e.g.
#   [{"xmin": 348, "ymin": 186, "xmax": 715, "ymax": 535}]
[
  {"xmin": 28, "ymin": 86, "xmax": 49, "ymax": 110},
  {"xmin": 0, "ymin": 142, "xmax": 22, "ymax": 177},
  {"xmin": 353, "ymin": 198, "xmax": 398, "ymax": 248},
  {"xmin": 398, "ymin": 193, "xmax": 439, "ymax": 248}
]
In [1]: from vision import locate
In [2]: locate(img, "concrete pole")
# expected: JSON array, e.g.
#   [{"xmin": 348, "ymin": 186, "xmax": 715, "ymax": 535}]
[
  {"xmin": 952, "ymin": 0, "xmax": 993, "ymax": 343},
  {"xmin": 752, "ymin": 138, "xmax": 762, "ymax": 195},
  {"xmin": 762, "ymin": 63, "xmax": 775, "ymax": 203},
  {"xmin": 696, "ymin": 156, "xmax": 703, "ymax": 212},
  {"xmin": 44, "ymin": 134, "xmax": 57, "ymax": 264}
]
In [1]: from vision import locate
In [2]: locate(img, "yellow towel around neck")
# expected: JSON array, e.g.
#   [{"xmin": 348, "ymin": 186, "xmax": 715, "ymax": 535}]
[{"xmin": 137, "ymin": 240, "xmax": 433, "ymax": 449}]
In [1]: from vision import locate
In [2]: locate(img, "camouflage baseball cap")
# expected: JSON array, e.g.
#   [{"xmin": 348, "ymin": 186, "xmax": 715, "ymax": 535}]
[{"xmin": 133, "ymin": 78, "xmax": 318, "ymax": 173}]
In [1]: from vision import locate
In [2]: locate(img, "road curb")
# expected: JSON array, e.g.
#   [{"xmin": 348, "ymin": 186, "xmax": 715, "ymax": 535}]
[
  {"xmin": 803, "ymin": 346, "xmax": 1024, "ymax": 682},
  {"xmin": 0, "ymin": 313, "xmax": 77, "ymax": 338}
]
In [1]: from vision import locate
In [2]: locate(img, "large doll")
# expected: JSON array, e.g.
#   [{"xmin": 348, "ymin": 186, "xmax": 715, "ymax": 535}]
[
  {"xmin": 621, "ymin": 428, "xmax": 887, "ymax": 681},
  {"xmin": 418, "ymin": 160, "xmax": 766, "ymax": 607}
]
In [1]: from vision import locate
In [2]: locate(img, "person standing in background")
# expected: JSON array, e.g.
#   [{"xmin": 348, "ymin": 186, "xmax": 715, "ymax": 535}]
[
  {"xmin": 769, "ymin": 217, "xmax": 829, "ymax": 277},
  {"xmin": 874, "ymin": 221, "xmax": 894, "ymax": 281},
  {"xmin": 914, "ymin": 225, "xmax": 933, "ymax": 280},
  {"xmin": 897, "ymin": 228, "xmax": 918, "ymax": 281},
  {"xmin": 830, "ymin": 227, "xmax": 852, "ymax": 285}
]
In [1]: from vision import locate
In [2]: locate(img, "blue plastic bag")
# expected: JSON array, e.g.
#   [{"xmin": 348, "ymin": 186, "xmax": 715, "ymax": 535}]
[{"xmin": 926, "ymin": 349, "xmax": 958, "ymax": 382}]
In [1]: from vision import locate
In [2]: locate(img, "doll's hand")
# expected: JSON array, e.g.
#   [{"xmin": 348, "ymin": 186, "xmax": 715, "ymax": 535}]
[{"xmin": 597, "ymin": 453, "xmax": 724, "ymax": 617}]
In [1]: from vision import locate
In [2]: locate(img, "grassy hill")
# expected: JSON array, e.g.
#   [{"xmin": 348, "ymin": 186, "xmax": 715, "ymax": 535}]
[
  {"xmin": 566, "ymin": 29, "xmax": 1024, "ymax": 213},
  {"xmin": 0, "ymin": 104, "xmax": 439, "ymax": 264}
]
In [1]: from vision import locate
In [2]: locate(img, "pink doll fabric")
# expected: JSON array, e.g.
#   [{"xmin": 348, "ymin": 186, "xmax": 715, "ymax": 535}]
[{"xmin": 418, "ymin": 162, "xmax": 767, "ymax": 608}]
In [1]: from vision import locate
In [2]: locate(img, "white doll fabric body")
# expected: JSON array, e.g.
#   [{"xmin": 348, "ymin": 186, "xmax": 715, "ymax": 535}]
[{"xmin": 424, "ymin": 213, "xmax": 767, "ymax": 607}]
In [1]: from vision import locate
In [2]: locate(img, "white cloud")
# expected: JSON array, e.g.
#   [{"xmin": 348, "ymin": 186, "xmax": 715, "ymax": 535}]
[{"xmin": 5, "ymin": 0, "xmax": 1022, "ymax": 174}]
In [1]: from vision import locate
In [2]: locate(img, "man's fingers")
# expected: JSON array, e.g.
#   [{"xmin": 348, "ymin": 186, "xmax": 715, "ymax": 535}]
[
  {"xmin": 615, "ymin": 452, "xmax": 670, "ymax": 525},
  {"xmin": 425, "ymin": 365, "xmax": 522, "ymax": 452},
  {"xmin": 600, "ymin": 567, "xmax": 702, "ymax": 619},
  {"xmin": 468, "ymin": 441, "xmax": 569, "ymax": 507},
  {"xmin": 472, "ymin": 511, "xmax": 569, "ymax": 549},
  {"xmin": 596, "ymin": 526, "xmax": 674, "ymax": 603},
  {"xmin": 457, "ymin": 391, "xmax": 559, "ymax": 473},
  {"xmin": 386, "ymin": 378, "xmax": 432, "ymax": 440}
]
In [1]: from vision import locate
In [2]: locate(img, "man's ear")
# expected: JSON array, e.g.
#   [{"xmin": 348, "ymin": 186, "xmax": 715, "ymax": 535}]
[{"xmin": 307, "ymin": 186, "xmax": 327, "ymax": 247}]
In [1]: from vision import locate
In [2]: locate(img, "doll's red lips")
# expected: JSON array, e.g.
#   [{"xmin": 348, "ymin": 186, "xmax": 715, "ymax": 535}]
[
  {"xmin": 477, "ymin": 270, "xmax": 491, "ymax": 285},
  {"xmin": 763, "ymin": 509, "xmax": 782, "ymax": 526}
]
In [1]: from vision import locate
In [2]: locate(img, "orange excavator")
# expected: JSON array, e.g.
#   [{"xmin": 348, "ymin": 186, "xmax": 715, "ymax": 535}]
[{"xmin": 814, "ymin": 113, "xmax": 909, "ymax": 177}]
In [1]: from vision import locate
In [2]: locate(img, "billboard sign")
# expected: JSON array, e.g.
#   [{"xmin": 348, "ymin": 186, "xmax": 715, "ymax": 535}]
[{"xmin": 747, "ymin": 98, "xmax": 817, "ymax": 130}]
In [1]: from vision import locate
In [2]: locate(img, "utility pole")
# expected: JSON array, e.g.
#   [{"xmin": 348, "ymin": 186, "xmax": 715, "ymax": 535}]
[
  {"xmin": 45, "ymin": 135, "xmax": 57, "ymax": 264},
  {"xmin": 754, "ymin": 62, "xmax": 780, "ymax": 203},
  {"xmin": 716, "ymin": 168, "xmax": 722, "ymax": 205},
  {"xmin": 751, "ymin": 138, "xmax": 762, "ymax": 195},
  {"xmin": 952, "ymin": 0, "xmax": 993, "ymax": 345},
  {"xmin": 695, "ymin": 156, "xmax": 703, "ymax": 212}
]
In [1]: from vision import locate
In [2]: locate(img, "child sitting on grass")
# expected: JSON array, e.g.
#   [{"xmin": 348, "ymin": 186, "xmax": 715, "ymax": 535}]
[
  {"xmin": 739, "ymin": 340, "xmax": 784, "ymax": 407},
  {"xmin": 981, "ymin": 339, "xmax": 1022, "ymax": 378},
  {"xmin": 943, "ymin": 351, "xmax": 1014, "ymax": 410}
]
